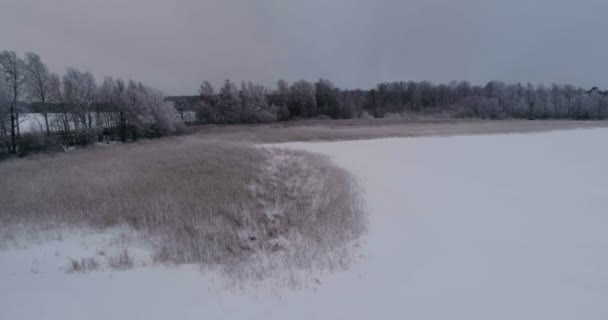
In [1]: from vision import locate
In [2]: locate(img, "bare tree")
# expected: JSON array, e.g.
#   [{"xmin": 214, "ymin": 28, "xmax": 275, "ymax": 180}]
[
  {"xmin": 197, "ymin": 81, "xmax": 216, "ymax": 123},
  {"xmin": 0, "ymin": 51, "xmax": 26, "ymax": 154},
  {"xmin": 97, "ymin": 77, "xmax": 123, "ymax": 140},
  {"xmin": 25, "ymin": 52, "xmax": 52, "ymax": 136},
  {"xmin": 0, "ymin": 76, "xmax": 9, "ymax": 152},
  {"xmin": 47, "ymin": 73, "xmax": 71, "ymax": 134},
  {"xmin": 62, "ymin": 67, "xmax": 97, "ymax": 135}
]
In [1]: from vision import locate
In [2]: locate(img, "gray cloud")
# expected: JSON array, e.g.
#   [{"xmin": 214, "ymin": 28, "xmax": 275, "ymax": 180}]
[{"xmin": 2, "ymin": 0, "xmax": 607, "ymax": 94}]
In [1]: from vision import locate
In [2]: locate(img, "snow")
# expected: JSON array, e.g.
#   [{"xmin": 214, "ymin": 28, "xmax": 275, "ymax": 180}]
[{"xmin": 2, "ymin": 128, "xmax": 608, "ymax": 319}]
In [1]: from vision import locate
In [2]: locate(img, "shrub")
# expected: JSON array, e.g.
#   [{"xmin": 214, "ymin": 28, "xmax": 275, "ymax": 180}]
[
  {"xmin": 17, "ymin": 134, "xmax": 64, "ymax": 157},
  {"xmin": 66, "ymin": 257, "xmax": 100, "ymax": 273},
  {"xmin": 108, "ymin": 250, "xmax": 134, "ymax": 270}
]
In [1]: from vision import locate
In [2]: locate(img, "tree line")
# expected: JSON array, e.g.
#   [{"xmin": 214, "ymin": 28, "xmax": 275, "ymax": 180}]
[
  {"xmin": 2, "ymin": 49, "xmax": 607, "ymax": 157},
  {"xmin": 168, "ymin": 79, "xmax": 608, "ymax": 126},
  {"xmin": 0, "ymin": 50, "xmax": 179, "ymax": 157}
]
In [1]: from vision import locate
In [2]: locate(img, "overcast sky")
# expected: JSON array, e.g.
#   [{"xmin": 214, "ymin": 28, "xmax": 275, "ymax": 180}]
[{"xmin": 2, "ymin": 0, "xmax": 607, "ymax": 95}]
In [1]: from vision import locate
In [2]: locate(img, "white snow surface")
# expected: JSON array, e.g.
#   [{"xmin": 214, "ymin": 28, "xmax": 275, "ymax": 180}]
[{"xmin": 2, "ymin": 128, "xmax": 608, "ymax": 319}]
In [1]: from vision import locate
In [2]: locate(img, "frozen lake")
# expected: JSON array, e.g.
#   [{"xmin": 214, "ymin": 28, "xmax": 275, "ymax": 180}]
[{"xmin": 14, "ymin": 112, "xmax": 194, "ymax": 134}]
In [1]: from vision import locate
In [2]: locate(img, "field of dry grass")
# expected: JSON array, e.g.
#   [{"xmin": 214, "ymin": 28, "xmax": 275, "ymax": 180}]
[
  {"xmin": 0, "ymin": 134, "xmax": 365, "ymax": 279},
  {"xmin": 193, "ymin": 119, "xmax": 608, "ymax": 143}
]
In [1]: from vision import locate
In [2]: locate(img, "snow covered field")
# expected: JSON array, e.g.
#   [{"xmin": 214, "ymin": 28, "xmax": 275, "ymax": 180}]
[{"xmin": 2, "ymin": 128, "xmax": 608, "ymax": 319}]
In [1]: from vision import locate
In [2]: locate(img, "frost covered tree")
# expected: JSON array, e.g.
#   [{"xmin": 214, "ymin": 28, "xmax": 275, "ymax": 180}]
[
  {"xmin": 315, "ymin": 78, "xmax": 339, "ymax": 118},
  {"xmin": 136, "ymin": 87, "xmax": 178, "ymax": 137},
  {"xmin": 5, "ymin": 48, "xmax": 608, "ymax": 156},
  {"xmin": 241, "ymin": 82, "xmax": 275, "ymax": 123},
  {"xmin": 120, "ymin": 81, "xmax": 178, "ymax": 138},
  {"xmin": 273, "ymin": 79, "xmax": 291, "ymax": 120},
  {"xmin": 288, "ymin": 80, "xmax": 316, "ymax": 118},
  {"xmin": 0, "ymin": 50, "xmax": 185, "ymax": 154},
  {"xmin": 277, "ymin": 79, "xmax": 290, "ymax": 100}
]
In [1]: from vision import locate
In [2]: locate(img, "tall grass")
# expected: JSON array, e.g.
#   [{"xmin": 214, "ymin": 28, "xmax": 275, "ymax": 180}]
[
  {"xmin": 193, "ymin": 119, "xmax": 608, "ymax": 143},
  {"xmin": 0, "ymin": 135, "xmax": 366, "ymax": 278}
]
